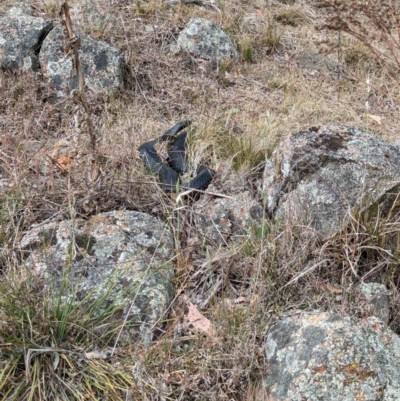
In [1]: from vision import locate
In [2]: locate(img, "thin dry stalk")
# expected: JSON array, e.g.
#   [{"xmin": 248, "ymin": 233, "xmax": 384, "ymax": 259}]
[
  {"xmin": 61, "ymin": 1, "xmax": 99, "ymax": 163},
  {"xmin": 317, "ymin": 0, "xmax": 400, "ymax": 85}
]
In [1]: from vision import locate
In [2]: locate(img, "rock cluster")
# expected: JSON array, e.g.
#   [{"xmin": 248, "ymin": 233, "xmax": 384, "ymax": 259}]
[{"xmin": 0, "ymin": 3, "xmax": 237, "ymax": 94}]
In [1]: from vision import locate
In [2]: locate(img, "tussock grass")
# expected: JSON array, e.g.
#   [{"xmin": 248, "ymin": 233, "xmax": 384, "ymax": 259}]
[
  {"xmin": 1, "ymin": 0, "xmax": 400, "ymax": 398},
  {"xmin": 341, "ymin": 39, "xmax": 380, "ymax": 72},
  {"xmin": 0, "ymin": 265, "xmax": 136, "ymax": 400},
  {"xmin": 274, "ymin": 5, "xmax": 308, "ymax": 26}
]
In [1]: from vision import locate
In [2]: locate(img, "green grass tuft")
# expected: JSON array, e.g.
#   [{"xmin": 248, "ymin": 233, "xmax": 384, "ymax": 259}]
[{"xmin": 0, "ymin": 263, "xmax": 138, "ymax": 400}]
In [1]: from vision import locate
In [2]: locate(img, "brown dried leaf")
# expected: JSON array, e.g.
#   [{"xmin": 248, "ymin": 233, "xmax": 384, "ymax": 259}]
[
  {"xmin": 187, "ymin": 301, "xmax": 214, "ymax": 336},
  {"xmin": 322, "ymin": 283, "xmax": 342, "ymax": 294},
  {"xmin": 56, "ymin": 155, "xmax": 75, "ymax": 172},
  {"xmin": 365, "ymin": 114, "xmax": 382, "ymax": 125}
]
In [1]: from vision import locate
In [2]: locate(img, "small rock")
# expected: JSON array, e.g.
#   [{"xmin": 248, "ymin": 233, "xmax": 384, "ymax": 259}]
[
  {"xmin": 170, "ymin": 18, "xmax": 238, "ymax": 62},
  {"xmin": 193, "ymin": 192, "xmax": 263, "ymax": 244},
  {"xmin": 357, "ymin": 282, "xmax": 390, "ymax": 323}
]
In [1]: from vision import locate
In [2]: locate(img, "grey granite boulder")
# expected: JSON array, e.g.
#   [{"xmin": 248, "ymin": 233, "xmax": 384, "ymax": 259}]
[
  {"xmin": 264, "ymin": 312, "xmax": 400, "ymax": 400},
  {"xmin": 170, "ymin": 18, "xmax": 238, "ymax": 62},
  {"xmin": 39, "ymin": 25, "xmax": 124, "ymax": 95},
  {"xmin": 20, "ymin": 210, "xmax": 175, "ymax": 345},
  {"xmin": 265, "ymin": 125, "xmax": 400, "ymax": 237},
  {"xmin": 0, "ymin": 3, "xmax": 53, "ymax": 71}
]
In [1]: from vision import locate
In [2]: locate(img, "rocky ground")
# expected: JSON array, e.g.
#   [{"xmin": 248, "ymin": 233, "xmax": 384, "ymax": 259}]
[{"xmin": 1, "ymin": 0, "xmax": 400, "ymax": 400}]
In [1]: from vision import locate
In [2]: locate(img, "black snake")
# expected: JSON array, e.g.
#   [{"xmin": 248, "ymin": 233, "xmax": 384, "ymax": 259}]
[{"xmin": 138, "ymin": 121, "xmax": 215, "ymax": 193}]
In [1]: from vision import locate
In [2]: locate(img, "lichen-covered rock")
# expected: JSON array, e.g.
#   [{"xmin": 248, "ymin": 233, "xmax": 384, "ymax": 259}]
[
  {"xmin": 20, "ymin": 210, "xmax": 175, "ymax": 345},
  {"xmin": 6, "ymin": 2, "xmax": 32, "ymax": 17},
  {"xmin": 264, "ymin": 312, "xmax": 400, "ymax": 401},
  {"xmin": 170, "ymin": 18, "xmax": 238, "ymax": 62},
  {"xmin": 0, "ymin": 3, "xmax": 53, "ymax": 71},
  {"xmin": 39, "ymin": 25, "xmax": 124, "ymax": 95},
  {"xmin": 193, "ymin": 192, "xmax": 263, "ymax": 244},
  {"xmin": 265, "ymin": 125, "xmax": 400, "ymax": 237},
  {"xmin": 69, "ymin": 0, "xmax": 111, "ymax": 35}
]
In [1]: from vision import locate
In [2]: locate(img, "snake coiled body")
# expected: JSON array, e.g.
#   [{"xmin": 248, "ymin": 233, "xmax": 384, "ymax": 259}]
[{"xmin": 139, "ymin": 121, "xmax": 215, "ymax": 193}]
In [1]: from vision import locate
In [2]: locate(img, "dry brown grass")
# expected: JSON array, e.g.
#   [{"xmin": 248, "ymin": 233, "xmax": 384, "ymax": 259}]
[{"xmin": 1, "ymin": 0, "xmax": 400, "ymax": 399}]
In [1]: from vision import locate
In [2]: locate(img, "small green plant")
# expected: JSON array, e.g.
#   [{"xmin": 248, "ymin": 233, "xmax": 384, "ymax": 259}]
[
  {"xmin": 136, "ymin": 1, "xmax": 146, "ymax": 15},
  {"xmin": 342, "ymin": 40, "xmax": 377, "ymax": 70},
  {"xmin": 221, "ymin": 134, "xmax": 265, "ymax": 172},
  {"xmin": 274, "ymin": 6, "xmax": 307, "ymax": 26},
  {"xmin": 43, "ymin": 0, "xmax": 59, "ymax": 14},
  {"xmin": 240, "ymin": 221, "xmax": 269, "ymax": 258},
  {"xmin": 237, "ymin": 37, "xmax": 254, "ymax": 63},
  {"xmin": 241, "ymin": 45, "xmax": 254, "ymax": 63},
  {"xmin": 218, "ymin": 60, "xmax": 232, "ymax": 73},
  {"xmin": 262, "ymin": 23, "xmax": 282, "ymax": 54}
]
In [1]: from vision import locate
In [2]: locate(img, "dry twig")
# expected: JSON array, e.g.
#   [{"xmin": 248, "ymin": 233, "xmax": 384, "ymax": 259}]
[{"xmin": 61, "ymin": 1, "xmax": 99, "ymax": 174}]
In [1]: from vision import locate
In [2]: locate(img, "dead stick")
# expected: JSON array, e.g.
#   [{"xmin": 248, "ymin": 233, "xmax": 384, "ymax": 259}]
[
  {"xmin": 61, "ymin": 1, "xmax": 97, "ymax": 152},
  {"xmin": 61, "ymin": 1, "xmax": 84, "ymax": 93}
]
